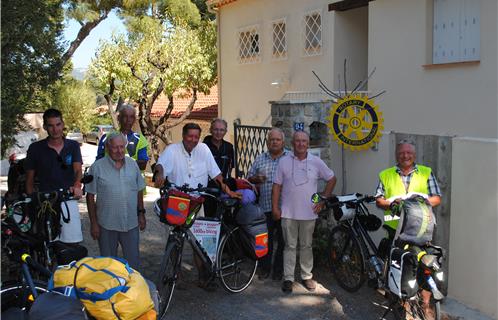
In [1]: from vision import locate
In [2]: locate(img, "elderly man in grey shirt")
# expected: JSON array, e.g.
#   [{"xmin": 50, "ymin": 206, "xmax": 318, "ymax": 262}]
[{"xmin": 86, "ymin": 131, "xmax": 146, "ymax": 270}]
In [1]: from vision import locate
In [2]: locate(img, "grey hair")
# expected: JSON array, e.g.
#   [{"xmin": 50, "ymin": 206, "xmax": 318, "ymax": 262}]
[
  {"xmin": 210, "ymin": 118, "xmax": 228, "ymax": 130},
  {"xmin": 105, "ymin": 131, "xmax": 128, "ymax": 148},
  {"xmin": 267, "ymin": 127, "xmax": 285, "ymax": 141},
  {"xmin": 118, "ymin": 104, "xmax": 136, "ymax": 116},
  {"xmin": 292, "ymin": 130, "xmax": 310, "ymax": 142},
  {"xmin": 396, "ymin": 139, "xmax": 416, "ymax": 152}
]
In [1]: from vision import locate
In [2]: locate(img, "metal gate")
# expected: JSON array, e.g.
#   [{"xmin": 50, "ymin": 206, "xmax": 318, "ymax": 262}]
[{"xmin": 233, "ymin": 123, "xmax": 271, "ymax": 178}]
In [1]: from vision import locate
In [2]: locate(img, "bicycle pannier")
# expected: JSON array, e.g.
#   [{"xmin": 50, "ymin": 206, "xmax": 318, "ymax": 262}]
[
  {"xmin": 160, "ymin": 189, "xmax": 204, "ymax": 226},
  {"xmin": 387, "ymin": 247, "xmax": 418, "ymax": 299},
  {"xmin": 398, "ymin": 196, "xmax": 435, "ymax": 245},
  {"xmin": 235, "ymin": 203, "xmax": 268, "ymax": 260},
  {"xmin": 29, "ymin": 292, "xmax": 88, "ymax": 320}
]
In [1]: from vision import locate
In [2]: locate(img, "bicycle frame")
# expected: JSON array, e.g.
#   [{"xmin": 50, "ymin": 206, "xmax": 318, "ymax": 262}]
[{"xmin": 165, "ymin": 212, "xmax": 236, "ymax": 280}]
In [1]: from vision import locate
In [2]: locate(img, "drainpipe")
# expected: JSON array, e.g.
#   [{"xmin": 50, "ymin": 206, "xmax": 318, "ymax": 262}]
[{"xmin": 207, "ymin": 2, "xmax": 222, "ymax": 118}]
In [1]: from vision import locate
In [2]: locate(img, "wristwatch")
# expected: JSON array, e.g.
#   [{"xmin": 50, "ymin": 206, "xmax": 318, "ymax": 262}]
[{"xmin": 137, "ymin": 208, "xmax": 146, "ymax": 215}]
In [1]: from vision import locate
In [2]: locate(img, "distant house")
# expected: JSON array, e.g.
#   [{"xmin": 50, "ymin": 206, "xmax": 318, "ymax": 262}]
[
  {"xmin": 150, "ymin": 85, "xmax": 219, "ymax": 143},
  {"xmin": 208, "ymin": 0, "xmax": 498, "ymax": 318}
]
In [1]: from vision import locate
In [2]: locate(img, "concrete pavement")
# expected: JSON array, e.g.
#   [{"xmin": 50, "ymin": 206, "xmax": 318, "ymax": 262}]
[{"xmin": 0, "ymin": 142, "xmax": 484, "ymax": 319}]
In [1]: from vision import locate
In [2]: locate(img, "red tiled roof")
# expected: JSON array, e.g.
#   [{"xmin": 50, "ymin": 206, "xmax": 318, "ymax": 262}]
[{"xmin": 150, "ymin": 85, "xmax": 218, "ymax": 121}]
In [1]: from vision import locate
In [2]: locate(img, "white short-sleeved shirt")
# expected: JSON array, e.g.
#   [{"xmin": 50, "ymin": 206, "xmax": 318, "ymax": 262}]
[
  {"xmin": 156, "ymin": 142, "xmax": 221, "ymax": 188},
  {"xmin": 274, "ymin": 152, "xmax": 335, "ymax": 220}
]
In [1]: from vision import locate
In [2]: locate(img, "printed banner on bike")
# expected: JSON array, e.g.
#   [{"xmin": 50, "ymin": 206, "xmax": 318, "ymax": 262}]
[{"xmin": 191, "ymin": 219, "xmax": 221, "ymax": 263}]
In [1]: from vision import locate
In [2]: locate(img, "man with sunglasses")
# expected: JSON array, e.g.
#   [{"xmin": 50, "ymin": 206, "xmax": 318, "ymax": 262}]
[
  {"xmin": 272, "ymin": 131, "xmax": 336, "ymax": 293},
  {"xmin": 25, "ymin": 108, "xmax": 84, "ymax": 244}
]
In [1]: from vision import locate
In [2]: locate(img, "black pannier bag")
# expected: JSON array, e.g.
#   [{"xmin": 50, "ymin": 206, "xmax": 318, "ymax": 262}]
[
  {"xmin": 52, "ymin": 241, "xmax": 88, "ymax": 265},
  {"xmin": 235, "ymin": 203, "xmax": 268, "ymax": 260},
  {"xmin": 29, "ymin": 292, "xmax": 88, "ymax": 320}
]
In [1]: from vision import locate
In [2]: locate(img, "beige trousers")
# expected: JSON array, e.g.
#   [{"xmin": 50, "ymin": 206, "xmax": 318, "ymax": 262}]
[{"xmin": 281, "ymin": 218, "xmax": 316, "ymax": 282}]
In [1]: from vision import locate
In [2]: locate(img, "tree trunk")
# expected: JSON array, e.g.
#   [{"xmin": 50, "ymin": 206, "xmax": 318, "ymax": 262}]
[{"xmin": 60, "ymin": 13, "xmax": 109, "ymax": 68}]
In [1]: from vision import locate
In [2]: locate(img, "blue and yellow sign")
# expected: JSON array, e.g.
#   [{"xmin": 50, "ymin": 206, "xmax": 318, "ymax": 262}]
[{"xmin": 327, "ymin": 95, "xmax": 384, "ymax": 151}]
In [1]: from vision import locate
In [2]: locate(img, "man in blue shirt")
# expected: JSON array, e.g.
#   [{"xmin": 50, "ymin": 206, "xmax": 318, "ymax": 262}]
[
  {"xmin": 25, "ymin": 108, "xmax": 84, "ymax": 244},
  {"xmin": 96, "ymin": 104, "xmax": 149, "ymax": 171}
]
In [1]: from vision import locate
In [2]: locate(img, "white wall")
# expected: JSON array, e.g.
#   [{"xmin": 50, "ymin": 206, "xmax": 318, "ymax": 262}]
[
  {"xmin": 449, "ymin": 138, "xmax": 498, "ymax": 318},
  {"xmin": 368, "ymin": 1, "xmax": 498, "ymax": 317},
  {"xmin": 218, "ymin": 0, "xmax": 337, "ymax": 137},
  {"xmin": 368, "ymin": 0, "xmax": 498, "ymax": 139}
]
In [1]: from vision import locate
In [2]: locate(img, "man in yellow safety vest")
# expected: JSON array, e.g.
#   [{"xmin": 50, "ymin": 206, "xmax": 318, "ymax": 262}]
[{"xmin": 375, "ymin": 140, "xmax": 441, "ymax": 239}]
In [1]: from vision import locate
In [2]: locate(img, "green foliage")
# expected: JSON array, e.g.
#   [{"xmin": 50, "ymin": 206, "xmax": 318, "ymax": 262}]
[
  {"xmin": 1, "ymin": 0, "xmax": 65, "ymax": 157},
  {"xmin": 54, "ymin": 80, "xmax": 97, "ymax": 133},
  {"xmin": 88, "ymin": 17, "xmax": 217, "ymax": 102}
]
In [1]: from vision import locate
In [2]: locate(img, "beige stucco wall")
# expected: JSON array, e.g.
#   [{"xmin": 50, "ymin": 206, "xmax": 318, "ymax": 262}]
[
  {"xmin": 218, "ymin": 0, "xmax": 498, "ymax": 316},
  {"xmin": 218, "ymin": 0, "xmax": 369, "ymax": 139},
  {"xmin": 368, "ymin": 0, "xmax": 498, "ymax": 139},
  {"xmin": 368, "ymin": 1, "xmax": 498, "ymax": 317},
  {"xmin": 449, "ymin": 138, "xmax": 498, "ymax": 318}
]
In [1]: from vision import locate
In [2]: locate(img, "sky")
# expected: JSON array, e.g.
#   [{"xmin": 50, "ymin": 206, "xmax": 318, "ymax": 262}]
[{"xmin": 63, "ymin": 11, "xmax": 126, "ymax": 70}]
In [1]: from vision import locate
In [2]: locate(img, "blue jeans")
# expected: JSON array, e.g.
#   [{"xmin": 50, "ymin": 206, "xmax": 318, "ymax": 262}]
[{"xmin": 259, "ymin": 212, "xmax": 284, "ymax": 276}]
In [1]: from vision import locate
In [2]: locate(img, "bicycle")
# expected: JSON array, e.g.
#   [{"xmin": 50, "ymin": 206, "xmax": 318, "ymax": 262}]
[
  {"xmin": 2, "ymin": 175, "xmax": 92, "ymax": 278},
  {"xmin": 154, "ymin": 183, "xmax": 258, "ymax": 319},
  {"xmin": 312, "ymin": 192, "xmax": 445, "ymax": 320},
  {"xmin": 1, "ymin": 215, "xmax": 52, "ymax": 314}
]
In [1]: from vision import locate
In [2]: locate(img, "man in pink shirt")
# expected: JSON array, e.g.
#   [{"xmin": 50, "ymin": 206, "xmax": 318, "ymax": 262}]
[{"xmin": 272, "ymin": 131, "xmax": 336, "ymax": 293}]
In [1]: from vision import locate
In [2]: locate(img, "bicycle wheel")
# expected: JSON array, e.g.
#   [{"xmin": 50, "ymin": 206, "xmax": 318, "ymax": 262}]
[
  {"xmin": 156, "ymin": 241, "xmax": 181, "ymax": 319},
  {"xmin": 402, "ymin": 292, "xmax": 441, "ymax": 320},
  {"xmin": 217, "ymin": 227, "xmax": 258, "ymax": 293},
  {"xmin": 1, "ymin": 280, "xmax": 48, "ymax": 313},
  {"xmin": 328, "ymin": 226, "xmax": 366, "ymax": 292}
]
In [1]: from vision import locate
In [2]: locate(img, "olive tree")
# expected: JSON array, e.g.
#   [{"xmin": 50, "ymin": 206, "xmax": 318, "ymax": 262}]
[{"xmin": 87, "ymin": 17, "xmax": 216, "ymax": 160}]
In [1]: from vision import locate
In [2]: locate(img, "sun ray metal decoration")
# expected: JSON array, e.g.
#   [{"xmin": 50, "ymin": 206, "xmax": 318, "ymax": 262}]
[{"xmin": 313, "ymin": 60, "xmax": 385, "ymax": 151}]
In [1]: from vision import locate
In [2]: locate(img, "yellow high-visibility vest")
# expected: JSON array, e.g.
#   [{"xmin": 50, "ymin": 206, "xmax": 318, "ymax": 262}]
[{"xmin": 379, "ymin": 165, "xmax": 431, "ymax": 230}]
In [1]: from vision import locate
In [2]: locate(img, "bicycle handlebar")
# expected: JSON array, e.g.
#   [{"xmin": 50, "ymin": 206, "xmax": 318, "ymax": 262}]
[
  {"xmin": 160, "ymin": 182, "xmax": 220, "ymax": 197},
  {"xmin": 312, "ymin": 192, "xmax": 375, "ymax": 208},
  {"xmin": 18, "ymin": 174, "xmax": 94, "ymax": 204},
  {"xmin": 22, "ymin": 254, "xmax": 52, "ymax": 278}
]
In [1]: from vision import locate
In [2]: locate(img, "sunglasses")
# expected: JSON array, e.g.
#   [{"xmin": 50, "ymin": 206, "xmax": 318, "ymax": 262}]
[{"xmin": 57, "ymin": 155, "xmax": 69, "ymax": 170}]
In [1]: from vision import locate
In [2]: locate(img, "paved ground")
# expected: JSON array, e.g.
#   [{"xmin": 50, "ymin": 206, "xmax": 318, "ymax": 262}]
[
  {"xmin": 1, "ymin": 142, "xmax": 471, "ymax": 319},
  {"xmin": 78, "ymin": 186, "xmax": 391, "ymax": 320}
]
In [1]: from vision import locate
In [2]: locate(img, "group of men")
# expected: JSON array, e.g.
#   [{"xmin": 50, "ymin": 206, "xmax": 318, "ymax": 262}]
[{"xmin": 25, "ymin": 106, "xmax": 441, "ymax": 299}]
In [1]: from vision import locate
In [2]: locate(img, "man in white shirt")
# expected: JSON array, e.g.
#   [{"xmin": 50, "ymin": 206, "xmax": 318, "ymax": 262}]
[
  {"xmin": 153, "ymin": 123, "xmax": 240, "ymax": 289},
  {"xmin": 154, "ymin": 123, "xmax": 238, "ymax": 197}
]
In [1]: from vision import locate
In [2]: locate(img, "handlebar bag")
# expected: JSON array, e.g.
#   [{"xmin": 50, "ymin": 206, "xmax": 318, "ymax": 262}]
[
  {"xmin": 236, "ymin": 203, "xmax": 268, "ymax": 260},
  {"xmin": 160, "ymin": 190, "xmax": 204, "ymax": 226},
  {"xmin": 398, "ymin": 196, "xmax": 435, "ymax": 246},
  {"xmin": 49, "ymin": 257, "xmax": 156, "ymax": 320}
]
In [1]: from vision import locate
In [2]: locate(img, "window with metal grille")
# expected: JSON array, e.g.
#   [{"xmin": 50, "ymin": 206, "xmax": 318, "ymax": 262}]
[
  {"xmin": 433, "ymin": 0, "xmax": 480, "ymax": 64},
  {"xmin": 303, "ymin": 10, "xmax": 322, "ymax": 56},
  {"xmin": 272, "ymin": 19, "xmax": 287, "ymax": 60},
  {"xmin": 238, "ymin": 25, "xmax": 261, "ymax": 64}
]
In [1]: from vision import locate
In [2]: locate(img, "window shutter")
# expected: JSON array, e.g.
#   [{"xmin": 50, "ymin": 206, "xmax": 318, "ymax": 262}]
[
  {"xmin": 460, "ymin": 0, "xmax": 480, "ymax": 61},
  {"xmin": 433, "ymin": 0, "xmax": 480, "ymax": 64}
]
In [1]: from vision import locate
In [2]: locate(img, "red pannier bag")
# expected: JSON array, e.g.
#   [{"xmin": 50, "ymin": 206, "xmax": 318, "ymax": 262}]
[{"xmin": 160, "ymin": 189, "xmax": 204, "ymax": 226}]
